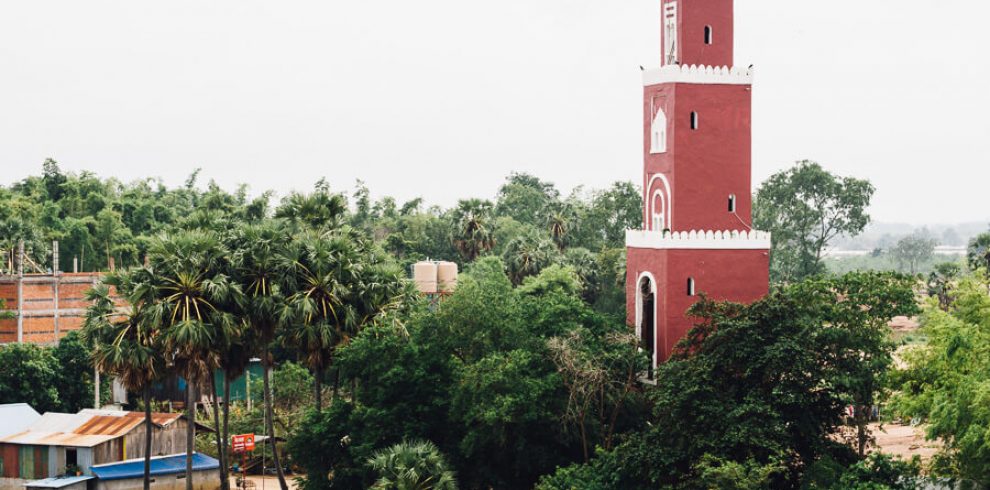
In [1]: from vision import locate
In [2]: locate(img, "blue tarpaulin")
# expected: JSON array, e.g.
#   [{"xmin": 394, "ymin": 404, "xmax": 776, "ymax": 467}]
[{"xmin": 90, "ymin": 453, "xmax": 219, "ymax": 481}]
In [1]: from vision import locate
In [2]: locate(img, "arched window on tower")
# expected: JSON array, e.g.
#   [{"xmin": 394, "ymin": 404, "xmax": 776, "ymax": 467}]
[
  {"xmin": 691, "ymin": 111, "xmax": 699, "ymax": 130},
  {"xmin": 728, "ymin": 194, "xmax": 737, "ymax": 213},
  {"xmin": 651, "ymin": 108, "xmax": 668, "ymax": 154},
  {"xmin": 704, "ymin": 25, "xmax": 713, "ymax": 45},
  {"xmin": 687, "ymin": 277, "xmax": 696, "ymax": 296},
  {"xmin": 652, "ymin": 191, "xmax": 666, "ymax": 232}
]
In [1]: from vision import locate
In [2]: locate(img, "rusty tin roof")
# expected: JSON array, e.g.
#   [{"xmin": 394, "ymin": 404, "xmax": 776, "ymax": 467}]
[{"xmin": 0, "ymin": 409, "xmax": 183, "ymax": 448}]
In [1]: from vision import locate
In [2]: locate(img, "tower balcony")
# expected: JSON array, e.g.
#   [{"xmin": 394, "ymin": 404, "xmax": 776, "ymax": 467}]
[
  {"xmin": 626, "ymin": 229, "xmax": 771, "ymax": 250},
  {"xmin": 642, "ymin": 64, "xmax": 753, "ymax": 87}
]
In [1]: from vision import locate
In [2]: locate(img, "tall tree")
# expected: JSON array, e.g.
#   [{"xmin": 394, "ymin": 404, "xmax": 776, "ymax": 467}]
[
  {"xmin": 753, "ymin": 160, "xmax": 874, "ymax": 283},
  {"xmin": 82, "ymin": 270, "xmax": 164, "ymax": 490},
  {"xmin": 450, "ymin": 199, "xmax": 496, "ymax": 263},
  {"xmin": 276, "ymin": 191, "xmax": 347, "ymax": 231},
  {"xmin": 891, "ymin": 232, "xmax": 937, "ymax": 274},
  {"xmin": 966, "ymin": 232, "xmax": 990, "ymax": 274},
  {"xmin": 495, "ymin": 172, "xmax": 560, "ymax": 226},
  {"xmin": 284, "ymin": 229, "xmax": 356, "ymax": 410},
  {"xmin": 230, "ymin": 222, "xmax": 292, "ymax": 490},
  {"xmin": 148, "ymin": 231, "xmax": 237, "ymax": 490},
  {"xmin": 544, "ymin": 203, "xmax": 577, "ymax": 252},
  {"xmin": 502, "ymin": 232, "xmax": 559, "ymax": 286}
]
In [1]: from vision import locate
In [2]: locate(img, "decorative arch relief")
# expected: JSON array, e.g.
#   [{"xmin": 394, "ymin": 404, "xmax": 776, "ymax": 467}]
[
  {"xmin": 646, "ymin": 174, "xmax": 673, "ymax": 233},
  {"xmin": 650, "ymin": 108, "xmax": 668, "ymax": 154}
]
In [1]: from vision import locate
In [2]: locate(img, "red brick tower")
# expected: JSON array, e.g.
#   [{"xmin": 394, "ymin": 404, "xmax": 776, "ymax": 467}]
[{"xmin": 626, "ymin": 0, "xmax": 770, "ymax": 374}]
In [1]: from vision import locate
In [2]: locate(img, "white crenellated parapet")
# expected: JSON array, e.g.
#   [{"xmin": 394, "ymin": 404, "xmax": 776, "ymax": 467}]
[
  {"xmin": 625, "ymin": 229, "xmax": 771, "ymax": 250},
  {"xmin": 642, "ymin": 64, "xmax": 753, "ymax": 86}
]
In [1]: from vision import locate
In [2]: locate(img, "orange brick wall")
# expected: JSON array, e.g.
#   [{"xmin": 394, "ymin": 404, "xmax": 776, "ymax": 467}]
[{"xmin": 0, "ymin": 273, "xmax": 106, "ymax": 345}]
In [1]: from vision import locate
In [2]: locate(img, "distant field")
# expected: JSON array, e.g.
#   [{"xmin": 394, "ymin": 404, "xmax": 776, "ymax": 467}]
[{"xmin": 824, "ymin": 252, "xmax": 965, "ymax": 276}]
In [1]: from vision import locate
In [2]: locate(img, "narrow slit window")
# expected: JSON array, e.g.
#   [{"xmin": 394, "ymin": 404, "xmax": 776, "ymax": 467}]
[
  {"xmin": 728, "ymin": 194, "xmax": 736, "ymax": 212},
  {"xmin": 704, "ymin": 25, "xmax": 713, "ymax": 45},
  {"xmin": 690, "ymin": 111, "xmax": 699, "ymax": 130},
  {"xmin": 687, "ymin": 277, "xmax": 696, "ymax": 296}
]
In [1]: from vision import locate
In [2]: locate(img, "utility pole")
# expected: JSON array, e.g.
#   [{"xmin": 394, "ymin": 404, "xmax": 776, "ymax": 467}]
[{"xmin": 245, "ymin": 369, "xmax": 252, "ymax": 411}]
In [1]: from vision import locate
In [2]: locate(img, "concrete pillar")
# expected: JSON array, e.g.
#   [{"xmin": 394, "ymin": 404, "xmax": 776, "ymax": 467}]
[
  {"xmin": 16, "ymin": 241, "xmax": 24, "ymax": 344},
  {"xmin": 53, "ymin": 241, "xmax": 60, "ymax": 343}
]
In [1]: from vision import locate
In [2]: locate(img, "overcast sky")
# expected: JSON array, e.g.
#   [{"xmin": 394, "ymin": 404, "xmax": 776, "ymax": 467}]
[{"xmin": 2, "ymin": 1, "xmax": 987, "ymax": 225}]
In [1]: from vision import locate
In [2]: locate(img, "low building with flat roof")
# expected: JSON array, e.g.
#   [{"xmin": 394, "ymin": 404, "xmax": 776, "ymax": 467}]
[{"xmin": 90, "ymin": 453, "xmax": 219, "ymax": 490}]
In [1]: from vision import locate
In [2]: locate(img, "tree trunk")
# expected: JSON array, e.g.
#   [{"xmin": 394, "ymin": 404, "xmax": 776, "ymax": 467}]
[
  {"xmin": 579, "ymin": 411, "xmax": 589, "ymax": 463},
  {"xmin": 314, "ymin": 369, "xmax": 323, "ymax": 412},
  {"xmin": 264, "ymin": 352, "xmax": 289, "ymax": 490},
  {"xmin": 185, "ymin": 382, "xmax": 195, "ymax": 490},
  {"xmin": 210, "ymin": 375, "xmax": 229, "ymax": 490},
  {"xmin": 143, "ymin": 386, "xmax": 152, "ymax": 490},
  {"xmin": 856, "ymin": 406, "xmax": 868, "ymax": 457}
]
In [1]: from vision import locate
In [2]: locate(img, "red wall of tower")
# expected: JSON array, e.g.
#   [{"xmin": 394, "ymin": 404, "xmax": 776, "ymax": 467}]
[
  {"xmin": 643, "ymin": 82, "xmax": 752, "ymax": 232},
  {"xmin": 626, "ymin": 247, "xmax": 769, "ymax": 361},
  {"xmin": 662, "ymin": 0, "xmax": 734, "ymax": 67}
]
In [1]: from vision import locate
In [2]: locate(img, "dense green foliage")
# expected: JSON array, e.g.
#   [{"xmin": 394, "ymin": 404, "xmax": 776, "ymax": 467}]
[
  {"xmin": 285, "ymin": 258, "xmax": 648, "ymax": 489},
  {"xmin": 890, "ymin": 273, "xmax": 990, "ymax": 486},
  {"xmin": 3, "ymin": 162, "xmax": 953, "ymax": 489},
  {"xmin": 367, "ymin": 440, "xmax": 457, "ymax": 490},
  {"xmin": 754, "ymin": 160, "xmax": 874, "ymax": 283},
  {"xmin": 539, "ymin": 272, "xmax": 917, "ymax": 489},
  {"xmin": 2, "ymin": 164, "xmax": 637, "ymax": 322},
  {"xmin": 890, "ymin": 233, "xmax": 938, "ymax": 275},
  {"xmin": 0, "ymin": 331, "xmax": 107, "ymax": 412}
]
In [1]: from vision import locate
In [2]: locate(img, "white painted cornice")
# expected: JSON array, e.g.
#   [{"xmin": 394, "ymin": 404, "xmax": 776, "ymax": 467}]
[
  {"xmin": 643, "ymin": 64, "xmax": 753, "ymax": 86},
  {"xmin": 626, "ymin": 229, "xmax": 771, "ymax": 250}
]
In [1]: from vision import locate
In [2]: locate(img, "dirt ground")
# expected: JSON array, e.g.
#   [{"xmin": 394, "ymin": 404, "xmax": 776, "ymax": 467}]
[
  {"xmin": 871, "ymin": 422, "xmax": 941, "ymax": 463},
  {"xmin": 230, "ymin": 475, "xmax": 300, "ymax": 490}
]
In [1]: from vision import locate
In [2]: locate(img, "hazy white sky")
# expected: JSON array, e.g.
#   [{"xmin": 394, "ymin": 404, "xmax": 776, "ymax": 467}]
[{"xmin": 1, "ymin": 1, "xmax": 988, "ymax": 225}]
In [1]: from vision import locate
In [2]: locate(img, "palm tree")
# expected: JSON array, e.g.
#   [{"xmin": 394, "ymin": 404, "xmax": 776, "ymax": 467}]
[
  {"xmin": 502, "ymin": 233, "xmax": 558, "ymax": 285},
  {"xmin": 82, "ymin": 270, "xmax": 163, "ymax": 490},
  {"xmin": 368, "ymin": 440, "xmax": 458, "ymax": 490},
  {"xmin": 450, "ymin": 199, "xmax": 495, "ymax": 262},
  {"xmin": 283, "ymin": 229, "xmax": 359, "ymax": 410},
  {"xmin": 148, "ymin": 231, "xmax": 237, "ymax": 490},
  {"xmin": 275, "ymin": 191, "xmax": 347, "ymax": 231},
  {"xmin": 229, "ymin": 222, "xmax": 292, "ymax": 490},
  {"xmin": 544, "ymin": 204, "xmax": 576, "ymax": 252},
  {"xmin": 967, "ymin": 232, "xmax": 990, "ymax": 275}
]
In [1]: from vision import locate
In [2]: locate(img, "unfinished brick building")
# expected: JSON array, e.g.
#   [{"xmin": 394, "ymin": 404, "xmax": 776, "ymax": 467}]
[{"xmin": 0, "ymin": 272, "xmax": 104, "ymax": 345}]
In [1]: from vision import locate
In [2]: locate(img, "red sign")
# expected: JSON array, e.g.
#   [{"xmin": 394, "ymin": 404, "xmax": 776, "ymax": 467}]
[{"xmin": 232, "ymin": 434, "xmax": 255, "ymax": 453}]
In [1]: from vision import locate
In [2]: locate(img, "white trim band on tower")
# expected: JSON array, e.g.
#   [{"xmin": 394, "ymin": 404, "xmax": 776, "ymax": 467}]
[
  {"xmin": 626, "ymin": 229, "xmax": 771, "ymax": 250},
  {"xmin": 643, "ymin": 64, "xmax": 753, "ymax": 86}
]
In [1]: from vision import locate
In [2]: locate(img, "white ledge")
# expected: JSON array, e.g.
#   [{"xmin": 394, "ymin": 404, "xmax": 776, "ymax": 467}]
[
  {"xmin": 643, "ymin": 64, "xmax": 753, "ymax": 86},
  {"xmin": 626, "ymin": 229, "xmax": 771, "ymax": 250}
]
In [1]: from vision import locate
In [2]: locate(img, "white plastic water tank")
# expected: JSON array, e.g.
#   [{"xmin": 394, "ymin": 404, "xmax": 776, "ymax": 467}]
[
  {"xmin": 412, "ymin": 261, "xmax": 438, "ymax": 294},
  {"xmin": 436, "ymin": 261, "xmax": 458, "ymax": 293}
]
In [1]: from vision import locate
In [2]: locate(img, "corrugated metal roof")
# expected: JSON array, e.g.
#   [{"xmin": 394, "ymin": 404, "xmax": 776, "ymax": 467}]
[
  {"xmin": 0, "ymin": 403, "xmax": 41, "ymax": 438},
  {"xmin": 24, "ymin": 476, "xmax": 94, "ymax": 488},
  {"xmin": 90, "ymin": 453, "xmax": 219, "ymax": 481},
  {"xmin": 0, "ymin": 410, "xmax": 185, "ymax": 448}
]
